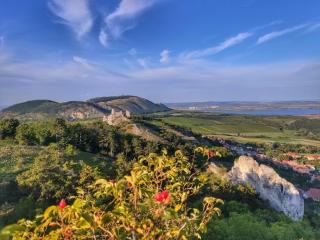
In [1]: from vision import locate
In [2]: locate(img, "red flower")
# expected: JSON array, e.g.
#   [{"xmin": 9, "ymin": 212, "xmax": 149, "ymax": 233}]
[
  {"xmin": 155, "ymin": 190, "xmax": 170, "ymax": 203},
  {"xmin": 59, "ymin": 199, "xmax": 67, "ymax": 209}
]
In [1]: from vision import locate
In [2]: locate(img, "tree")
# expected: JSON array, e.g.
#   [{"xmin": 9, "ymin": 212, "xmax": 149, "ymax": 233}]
[
  {"xmin": 69, "ymin": 124, "xmax": 99, "ymax": 152},
  {"xmin": 52, "ymin": 118, "xmax": 69, "ymax": 144},
  {"xmin": 16, "ymin": 144, "xmax": 98, "ymax": 201},
  {"xmin": 15, "ymin": 124, "xmax": 37, "ymax": 145},
  {"xmin": 99, "ymin": 128, "xmax": 122, "ymax": 157},
  {"xmin": 35, "ymin": 124, "xmax": 54, "ymax": 145},
  {"xmin": 0, "ymin": 118, "xmax": 20, "ymax": 139}
]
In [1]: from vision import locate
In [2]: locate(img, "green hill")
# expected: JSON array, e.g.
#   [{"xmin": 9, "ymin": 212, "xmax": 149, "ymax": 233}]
[
  {"xmin": 0, "ymin": 96, "xmax": 170, "ymax": 121},
  {"xmin": 1, "ymin": 100, "xmax": 58, "ymax": 114}
]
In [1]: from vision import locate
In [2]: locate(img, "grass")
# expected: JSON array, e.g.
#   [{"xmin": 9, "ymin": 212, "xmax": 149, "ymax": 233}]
[{"xmin": 159, "ymin": 113, "xmax": 320, "ymax": 147}]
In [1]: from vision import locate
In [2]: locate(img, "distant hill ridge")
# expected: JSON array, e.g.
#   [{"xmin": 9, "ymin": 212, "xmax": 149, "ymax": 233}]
[
  {"xmin": 0, "ymin": 96, "xmax": 170, "ymax": 120},
  {"xmin": 88, "ymin": 96, "xmax": 169, "ymax": 114}
]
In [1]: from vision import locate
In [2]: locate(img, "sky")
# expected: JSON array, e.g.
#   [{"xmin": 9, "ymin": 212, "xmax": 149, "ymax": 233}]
[{"xmin": 0, "ymin": 0, "xmax": 319, "ymax": 105}]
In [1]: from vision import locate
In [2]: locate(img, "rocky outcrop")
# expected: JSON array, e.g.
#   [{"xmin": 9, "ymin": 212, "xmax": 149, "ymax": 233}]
[
  {"xmin": 207, "ymin": 163, "xmax": 228, "ymax": 180},
  {"xmin": 125, "ymin": 123, "xmax": 165, "ymax": 143},
  {"xmin": 229, "ymin": 156, "xmax": 304, "ymax": 221}
]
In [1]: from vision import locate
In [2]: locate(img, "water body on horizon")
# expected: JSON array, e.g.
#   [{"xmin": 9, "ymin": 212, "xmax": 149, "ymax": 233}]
[{"xmin": 206, "ymin": 108, "xmax": 320, "ymax": 116}]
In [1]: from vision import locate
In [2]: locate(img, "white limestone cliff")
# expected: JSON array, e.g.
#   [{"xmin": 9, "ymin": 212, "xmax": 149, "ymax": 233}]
[{"xmin": 229, "ymin": 156, "xmax": 304, "ymax": 221}]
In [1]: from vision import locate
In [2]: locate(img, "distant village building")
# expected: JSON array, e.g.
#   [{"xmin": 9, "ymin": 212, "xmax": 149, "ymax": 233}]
[
  {"xmin": 303, "ymin": 188, "xmax": 320, "ymax": 201},
  {"xmin": 103, "ymin": 108, "xmax": 131, "ymax": 126},
  {"xmin": 311, "ymin": 175, "xmax": 320, "ymax": 183},
  {"xmin": 304, "ymin": 154, "xmax": 320, "ymax": 161},
  {"xmin": 280, "ymin": 160, "xmax": 315, "ymax": 175},
  {"xmin": 285, "ymin": 152, "xmax": 301, "ymax": 160}
]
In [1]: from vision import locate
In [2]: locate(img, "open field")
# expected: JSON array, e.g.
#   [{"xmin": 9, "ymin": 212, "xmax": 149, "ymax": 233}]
[{"xmin": 158, "ymin": 112, "xmax": 320, "ymax": 147}]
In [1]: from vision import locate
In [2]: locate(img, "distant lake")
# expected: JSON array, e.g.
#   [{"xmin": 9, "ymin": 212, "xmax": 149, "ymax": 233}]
[{"xmin": 206, "ymin": 108, "xmax": 320, "ymax": 116}]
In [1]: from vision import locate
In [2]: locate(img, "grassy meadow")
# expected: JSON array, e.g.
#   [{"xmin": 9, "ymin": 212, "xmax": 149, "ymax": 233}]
[{"xmin": 157, "ymin": 112, "xmax": 320, "ymax": 147}]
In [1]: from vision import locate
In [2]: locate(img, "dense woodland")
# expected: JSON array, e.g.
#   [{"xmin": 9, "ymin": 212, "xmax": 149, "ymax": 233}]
[{"xmin": 0, "ymin": 117, "xmax": 319, "ymax": 239}]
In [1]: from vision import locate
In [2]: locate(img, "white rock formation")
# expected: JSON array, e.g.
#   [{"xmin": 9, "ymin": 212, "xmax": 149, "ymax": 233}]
[{"xmin": 229, "ymin": 156, "xmax": 304, "ymax": 221}]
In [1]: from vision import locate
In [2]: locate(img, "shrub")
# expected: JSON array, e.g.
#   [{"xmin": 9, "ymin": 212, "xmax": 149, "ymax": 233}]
[
  {"xmin": 5, "ymin": 148, "xmax": 222, "ymax": 239},
  {"xmin": 15, "ymin": 124, "xmax": 37, "ymax": 146},
  {"xmin": 0, "ymin": 119, "xmax": 20, "ymax": 139}
]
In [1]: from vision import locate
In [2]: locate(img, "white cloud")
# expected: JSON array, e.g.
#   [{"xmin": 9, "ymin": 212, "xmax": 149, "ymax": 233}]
[
  {"xmin": 128, "ymin": 59, "xmax": 320, "ymax": 101},
  {"xmin": 48, "ymin": 0, "xmax": 93, "ymax": 39},
  {"xmin": 0, "ymin": 36, "xmax": 4, "ymax": 49},
  {"xmin": 105, "ymin": 0, "xmax": 158, "ymax": 38},
  {"xmin": 306, "ymin": 22, "xmax": 320, "ymax": 33},
  {"xmin": 72, "ymin": 56, "xmax": 93, "ymax": 69},
  {"xmin": 128, "ymin": 48, "xmax": 137, "ymax": 55},
  {"xmin": 1, "ymin": 52, "xmax": 319, "ymax": 104},
  {"xmin": 137, "ymin": 58, "xmax": 148, "ymax": 68},
  {"xmin": 160, "ymin": 49, "xmax": 170, "ymax": 63},
  {"xmin": 181, "ymin": 32, "xmax": 252, "ymax": 59},
  {"xmin": 257, "ymin": 23, "xmax": 309, "ymax": 45},
  {"xmin": 99, "ymin": 29, "xmax": 109, "ymax": 47}
]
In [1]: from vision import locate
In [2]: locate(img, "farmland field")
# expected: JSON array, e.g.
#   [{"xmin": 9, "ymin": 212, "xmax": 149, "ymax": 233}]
[{"xmin": 157, "ymin": 112, "xmax": 320, "ymax": 147}]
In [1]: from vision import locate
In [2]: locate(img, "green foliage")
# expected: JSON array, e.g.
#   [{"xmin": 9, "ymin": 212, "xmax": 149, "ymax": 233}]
[
  {"xmin": 6, "ymin": 149, "xmax": 222, "ymax": 239},
  {"xmin": 0, "ymin": 118, "xmax": 20, "ymax": 139},
  {"xmin": 15, "ymin": 124, "xmax": 37, "ymax": 145},
  {"xmin": 160, "ymin": 112, "xmax": 320, "ymax": 147},
  {"xmin": 16, "ymin": 144, "xmax": 99, "ymax": 201},
  {"xmin": 205, "ymin": 212, "xmax": 319, "ymax": 240}
]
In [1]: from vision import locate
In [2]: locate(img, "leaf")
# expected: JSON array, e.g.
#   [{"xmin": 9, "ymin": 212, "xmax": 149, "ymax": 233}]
[
  {"xmin": 43, "ymin": 206, "xmax": 58, "ymax": 219},
  {"xmin": 78, "ymin": 217, "xmax": 92, "ymax": 229},
  {"xmin": 181, "ymin": 192, "xmax": 188, "ymax": 203},
  {"xmin": 72, "ymin": 198, "xmax": 85, "ymax": 209},
  {"xmin": 0, "ymin": 224, "xmax": 25, "ymax": 238},
  {"xmin": 81, "ymin": 213, "xmax": 94, "ymax": 226}
]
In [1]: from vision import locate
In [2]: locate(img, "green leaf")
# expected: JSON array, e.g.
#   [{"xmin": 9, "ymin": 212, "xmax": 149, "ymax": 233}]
[
  {"xmin": 0, "ymin": 224, "xmax": 25, "ymax": 239},
  {"xmin": 72, "ymin": 198, "xmax": 85, "ymax": 209},
  {"xmin": 44, "ymin": 206, "xmax": 58, "ymax": 219}
]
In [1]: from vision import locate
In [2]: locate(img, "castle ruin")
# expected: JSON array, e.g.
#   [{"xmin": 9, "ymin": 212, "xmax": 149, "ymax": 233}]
[{"xmin": 103, "ymin": 108, "xmax": 131, "ymax": 126}]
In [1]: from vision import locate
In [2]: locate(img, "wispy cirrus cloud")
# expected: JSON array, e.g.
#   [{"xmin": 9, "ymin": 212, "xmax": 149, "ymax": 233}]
[
  {"xmin": 48, "ymin": 0, "xmax": 93, "ymax": 39},
  {"xmin": 1, "ymin": 48, "xmax": 319, "ymax": 105},
  {"xmin": 99, "ymin": 29, "xmax": 109, "ymax": 47},
  {"xmin": 105, "ymin": 0, "xmax": 158, "ymax": 38},
  {"xmin": 0, "ymin": 36, "xmax": 4, "ymax": 49},
  {"xmin": 305, "ymin": 22, "xmax": 320, "ymax": 33},
  {"xmin": 160, "ymin": 49, "xmax": 170, "ymax": 63},
  {"xmin": 129, "ymin": 48, "xmax": 138, "ymax": 56},
  {"xmin": 137, "ymin": 58, "xmax": 148, "ymax": 68},
  {"xmin": 256, "ymin": 22, "xmax": 320, "ymax": 45},
  {"xmin": 181, "ymin": 32, "xmax": 252, "ymax": 60},
  {"xmin": 73, "ymin": 56, "xmax": 95, "ymax": 69}
]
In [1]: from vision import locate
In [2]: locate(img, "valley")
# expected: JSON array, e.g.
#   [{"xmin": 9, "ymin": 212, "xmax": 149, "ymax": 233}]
[{"xmin": 0, "ymin": 96, "xmax": 320, "ymax": 239}]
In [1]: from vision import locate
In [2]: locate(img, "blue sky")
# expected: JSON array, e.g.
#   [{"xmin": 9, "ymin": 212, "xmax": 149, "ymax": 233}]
[{"xmin": 0, "ymin": 0, "xmax": 319, "ymax": 105}]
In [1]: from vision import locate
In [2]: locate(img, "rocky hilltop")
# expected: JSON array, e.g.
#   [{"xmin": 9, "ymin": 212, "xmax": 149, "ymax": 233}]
[
  {"xmin": 0, "ymin": 96, "xmax": 170, "ymax": 120},
  {"xmin": 88, "ymin": 95, "xmax": 170, "ymax": 114},
  {"xmin": 229, "ymin": 156, "xmax": 304, "ymax": 221}
]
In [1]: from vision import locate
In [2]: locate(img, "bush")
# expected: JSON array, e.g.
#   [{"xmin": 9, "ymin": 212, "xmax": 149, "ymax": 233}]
[
  {"xmin": 0, "ymin": 119, "xmax": 19, "ymax": 139},
  {"xmin": 16, "ymin": 144, "xmax": 99, "ymax": 201},
  {"xmin": 203, "ymin": 202, "xmax": 319, "ymax": 240},
  {"xmin": 5, "ymin": 148, "xmax": 223, "ymax": 239},
  {"xmin": 15, "ymin": 124, "xmax": 37, "ymax": 145}
]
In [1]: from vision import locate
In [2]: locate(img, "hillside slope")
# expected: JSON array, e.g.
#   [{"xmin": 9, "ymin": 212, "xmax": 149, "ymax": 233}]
[
  {"xmin": 0, "ymin": 96, "xmax": 170, "ymax": 120},
  {"xmin": 1, "ymin": 100, "xmax": 58, "ymax": 114},
  {"xmin": 88, "ymin": 96, "xmax": 170, "ymax": 113},
  {"xmin": 0, "ymin": 100, "xmax": 108, "ymax": 120}
]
